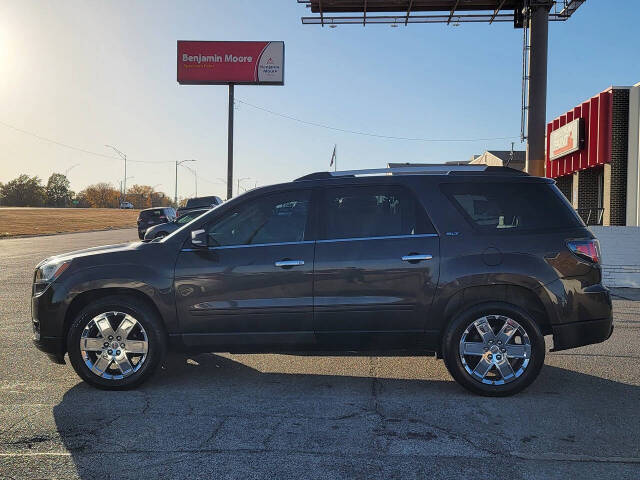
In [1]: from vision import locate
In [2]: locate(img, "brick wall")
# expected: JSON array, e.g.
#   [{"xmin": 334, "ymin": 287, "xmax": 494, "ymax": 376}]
[
  {"xmin": 609, "ymin": 89, "xmax": 630, "ymax": 225},
  {"xmin": 577, "ymin": 167, "xmax": 602, "ymax": 223},
  {"xmin": 555, "ymin": 175, "xmax": 572, "ymax": 202},
  {"xmin": 590, "ymin": 226, "xmax": 640, "ymax": 287}
]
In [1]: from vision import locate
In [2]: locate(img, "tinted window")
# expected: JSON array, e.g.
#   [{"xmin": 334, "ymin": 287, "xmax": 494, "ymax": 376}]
[
  {"xmin": 441, "ymin": 182, "xmax": 583, "ymax": 232},
  {"xmin": 186, "ymin": 196, "xmax": 222, "ymax": 208},
  {"xmin": 139, "ymin": 209, "xmax": 165, "ymax": 220},
  {"xmin": 176, "ymin": 210, "xmax": 207, "ymax": 225},
  {"xmin": 320, "ymin": 185, "xmax": 432, "ymax": 240},
  {"xmin": 207, "ymin": 191, "xmax": 310, "ymax": 246}
]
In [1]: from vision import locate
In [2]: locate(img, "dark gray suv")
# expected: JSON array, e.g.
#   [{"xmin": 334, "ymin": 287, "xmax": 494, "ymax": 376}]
[{"xmin": 31, "ymin": 165, "xmax": 613, "ymax": 396}]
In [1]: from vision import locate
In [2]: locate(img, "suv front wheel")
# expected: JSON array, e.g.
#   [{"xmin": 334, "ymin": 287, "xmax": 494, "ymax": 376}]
[
  {"xmin": 442, "ymin": 302, "xmax": 545, "ymax": 396},
  {"xmin": 67, "ymin": 295, "xmax": 167, "ymax": 390}
]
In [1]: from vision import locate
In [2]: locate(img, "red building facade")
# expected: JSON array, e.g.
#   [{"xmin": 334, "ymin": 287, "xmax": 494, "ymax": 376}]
[{"xmin": 546, "ymin": 85, "xmax": 636, "ymax": 226}]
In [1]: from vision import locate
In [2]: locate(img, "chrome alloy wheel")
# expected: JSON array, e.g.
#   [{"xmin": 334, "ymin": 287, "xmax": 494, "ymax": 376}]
[
  {"xmin": 80, "ymin": 311, "xmax": 149, "ymax": 380},
  {"xmin": 459, "ymin": 315, "xmax": 532, "ymax": 385}
]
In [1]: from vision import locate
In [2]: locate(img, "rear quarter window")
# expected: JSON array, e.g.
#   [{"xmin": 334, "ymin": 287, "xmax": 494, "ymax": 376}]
[{"xmin": 440, "ymin": 182, "xmax": 583, "ymax": 233}]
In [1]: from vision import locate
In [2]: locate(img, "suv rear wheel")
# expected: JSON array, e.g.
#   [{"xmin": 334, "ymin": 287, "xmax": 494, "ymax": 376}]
[
  {"xmin": 442, "ymin": 302, "xmax": 545, "ymax": 396},
  {"xmin": 67, "ymin": 295, "xmax": 167, "ymax": 390}
]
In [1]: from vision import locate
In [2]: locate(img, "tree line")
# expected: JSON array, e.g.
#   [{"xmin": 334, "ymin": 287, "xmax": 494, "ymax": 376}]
[{"xmin": 0, "ymin": 173, "xmax": 173, "ymax": 209}]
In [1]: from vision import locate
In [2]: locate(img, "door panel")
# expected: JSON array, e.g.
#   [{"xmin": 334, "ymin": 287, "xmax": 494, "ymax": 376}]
[
  {"xmin": 174, "ymin": 242, "xmax": 314, "ymax": 338},
  {"xmin": 312, "ymin": 184, "xmax": 440, "ymax": 341},
  {"xmin": 173, "ymin": 188, "xmax": 315, "ymax": 347},
  {"xmin": 313, "ymin": 235, "xmax": 439, "ymax": 333}
]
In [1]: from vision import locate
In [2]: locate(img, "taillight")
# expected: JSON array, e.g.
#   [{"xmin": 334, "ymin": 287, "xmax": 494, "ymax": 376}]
[{"xmin": 567, "ymin": 239, "xmax": 600, "ymax": 264}]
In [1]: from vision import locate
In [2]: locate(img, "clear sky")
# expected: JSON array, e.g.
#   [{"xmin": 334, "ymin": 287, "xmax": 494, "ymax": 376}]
[{"xmin": 1, "ymin": 0, "xmax": 638, "ymax": 200}]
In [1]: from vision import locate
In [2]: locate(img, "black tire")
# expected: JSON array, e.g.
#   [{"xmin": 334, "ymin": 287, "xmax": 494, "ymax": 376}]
[
  {"xmin": 442, "ymin": 302, "xmax": 545, "ymax": 397},
  {"xmin": 67, "ymin": 295, "xmax": 167, "ymax": 390}
]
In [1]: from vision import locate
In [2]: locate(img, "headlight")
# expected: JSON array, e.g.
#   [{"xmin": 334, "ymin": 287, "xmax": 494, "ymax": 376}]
[{"xmin": 33, "ymin": 259, "xmax": 71, "ymax": 295}]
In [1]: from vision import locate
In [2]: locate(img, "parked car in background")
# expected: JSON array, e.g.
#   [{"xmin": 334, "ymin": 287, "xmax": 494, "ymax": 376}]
[
  {"xmin": 136, "ymin": 207, "xmax": 176, "ymax": 239},
  {"xmin": 143, "ymin": 208, "xmax": 209, "ymax": 240},
  {"xmin": 31, "ymin": 165, "xmax": 612, "ymax": 395},
  {"xmin": 119, "ymin": 201, "xmax": 134, "ymax": 209},
  {"xmin": 177, "ymin": 195, "xmax": 223, "ymax": 217}
]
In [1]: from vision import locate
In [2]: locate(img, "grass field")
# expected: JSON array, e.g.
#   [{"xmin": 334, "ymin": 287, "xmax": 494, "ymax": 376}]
[{"xmin": 0, "ymin": 207, "xmax": 139, "ymax": 237}]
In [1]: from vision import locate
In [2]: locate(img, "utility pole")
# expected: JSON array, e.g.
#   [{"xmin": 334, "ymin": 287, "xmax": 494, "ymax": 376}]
[
  {"xmin": 105, "ymin": 145, "xmax": 127, "ymax": 203},
  {"xmin": 175, "ymin": 159, "xmax": 196, "ymax": 205},
  {"xmin": 236, "ymin": 177, "xmax": 250, "ymax": 196},
  {"xmin": 64, "ymin": 164, "xmax": 80, "ymax": 177}
]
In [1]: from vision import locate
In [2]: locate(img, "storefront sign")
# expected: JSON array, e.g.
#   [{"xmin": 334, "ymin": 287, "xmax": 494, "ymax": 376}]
[
  {"xmin": 549, "ymin": 118, "xmax": 584, "ymax": 161},
  {"xmin": 177, "ymin": 41, "xmax": 284, "ymax": 85}
]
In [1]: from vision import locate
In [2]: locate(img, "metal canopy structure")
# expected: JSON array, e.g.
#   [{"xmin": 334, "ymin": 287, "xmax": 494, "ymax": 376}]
[
  {"xmin": 297, "ymin": 0, "xmax": 586, "ymax": 178},
  {"xmin": 298, "ymin": 0, "xmax": 584, "ymax": 25}
]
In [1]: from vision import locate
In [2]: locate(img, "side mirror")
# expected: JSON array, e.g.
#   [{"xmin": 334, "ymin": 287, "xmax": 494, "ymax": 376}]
[{"xmin": 191, "ymin": 229, "xmax": 207, "ymax": 248}]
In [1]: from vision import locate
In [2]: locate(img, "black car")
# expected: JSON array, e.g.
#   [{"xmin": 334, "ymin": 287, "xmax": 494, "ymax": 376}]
[
  {"xmin": 136, "ymin": 207, "xmax": 176, "ymax": 239},
  {"xmin": 177, "ymin": 195, "xmax": 223, "ymax": 218},
  {"xmin": 31, "ymin": 165, "xmax": 613, "ymax": 396},
  {"xmin": 143, "ymin": 208, "xmax": 210, "ymax": 240}
]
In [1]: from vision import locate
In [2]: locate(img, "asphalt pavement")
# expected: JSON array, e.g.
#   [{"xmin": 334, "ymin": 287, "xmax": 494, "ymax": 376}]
[{"xmin": 0, "ymin": 229, "xmax": 639, "ymax": 479}]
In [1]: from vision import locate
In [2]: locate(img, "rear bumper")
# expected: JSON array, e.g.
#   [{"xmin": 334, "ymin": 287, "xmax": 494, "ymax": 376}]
[
  {"xmin": 550, "ymin": 317, "xmax": 614, "ymax": 352},
  {"xmin": 538, "ymin": 280, "xmax": 614, "ymax": 351}
]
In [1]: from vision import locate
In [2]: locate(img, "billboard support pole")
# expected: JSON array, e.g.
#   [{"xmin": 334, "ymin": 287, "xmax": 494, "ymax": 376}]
[
  {"xmin": 525, "ymin": 3, "xmax": 550, "ymax": 177},
  {"xmin": 227, "ymin": 84, "xmax": 234, "ymax": 200}
]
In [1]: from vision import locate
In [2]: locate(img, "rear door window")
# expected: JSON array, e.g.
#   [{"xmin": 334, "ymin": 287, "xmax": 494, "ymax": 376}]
[
  {"xmin": 440, "ymin": 182, "xmax": 583, "ymax": 232},
  {"xmin": 319, "ymin": 185, "xmax": 434, "ymax": 240}
]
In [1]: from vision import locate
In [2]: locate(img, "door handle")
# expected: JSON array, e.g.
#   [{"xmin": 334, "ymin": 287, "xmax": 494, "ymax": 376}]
[
  {"xmin": 274, "ymin": 260, "xmax": 305, "ymax": 268},
  {"xmin": 401, "ymin": 254, "xmax": 433, "ymax": 262}
]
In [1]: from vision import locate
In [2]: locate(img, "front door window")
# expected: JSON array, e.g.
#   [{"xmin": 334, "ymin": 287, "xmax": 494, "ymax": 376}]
[{"xmin": 207, "ymin": 191, "xmax": 311, "ymax": 247}]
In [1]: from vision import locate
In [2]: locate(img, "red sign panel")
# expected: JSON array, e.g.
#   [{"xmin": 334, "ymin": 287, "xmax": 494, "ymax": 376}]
[{"xmin": 177, "ymin": 41, "xmax": 284, "ymax": 85}]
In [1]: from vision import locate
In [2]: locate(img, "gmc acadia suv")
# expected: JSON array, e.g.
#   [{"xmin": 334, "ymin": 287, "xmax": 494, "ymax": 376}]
[{"xmin": 31, "ymin": 165, "xmax": 613, "ymax": 396}]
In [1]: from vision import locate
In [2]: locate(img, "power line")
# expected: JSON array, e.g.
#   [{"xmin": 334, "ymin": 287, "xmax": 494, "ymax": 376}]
[
  {"xmin": 236, "ymin": 98, "xmax": 519, "ymax": 142},
  {"xmin": 0, "ymin": 120, "xmax": 173, "ymax": 164}
]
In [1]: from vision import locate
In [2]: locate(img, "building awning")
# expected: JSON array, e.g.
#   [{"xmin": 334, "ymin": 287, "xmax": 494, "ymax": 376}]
[{"xmin": 546, "ymin": 89, "xmax": 612, "ymax": 178}]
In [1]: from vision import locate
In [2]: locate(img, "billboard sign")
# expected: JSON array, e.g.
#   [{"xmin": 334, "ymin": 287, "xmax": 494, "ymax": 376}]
[
  {"xmin": 177, "ymin": 41, "xmax": 284, "ymax": 85},
  {"xmin": 549, "ymin": 118, "xmax": 584, "ymax": 161}
]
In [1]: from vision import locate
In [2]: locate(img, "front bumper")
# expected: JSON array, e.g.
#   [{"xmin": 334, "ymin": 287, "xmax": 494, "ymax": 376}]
[
  {"xmin": 550, "ymin": 317, "xmax": 614, "ymax": 352},
  {"xmin": 31, "ymin": 286, "xmax": 67, "ymax": 364}
]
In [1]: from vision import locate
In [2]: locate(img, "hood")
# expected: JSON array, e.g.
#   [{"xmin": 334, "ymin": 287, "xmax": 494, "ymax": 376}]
[{"xmin": 39, "ymin": 242, "xmax": 142, "ymax": 266}]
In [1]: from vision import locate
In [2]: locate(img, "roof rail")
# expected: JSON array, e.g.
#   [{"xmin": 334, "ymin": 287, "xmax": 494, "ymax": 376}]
[
  {"xmin": 295, "ymin": 165, "xmax": 492, "ymax": 181},
  {"xmin": 334, "ymin": 165, "xmax": 489, "ymax": 176}
]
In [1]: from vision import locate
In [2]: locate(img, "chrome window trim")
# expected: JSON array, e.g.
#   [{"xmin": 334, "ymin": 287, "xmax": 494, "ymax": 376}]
[
  {"xmin": 180, "ymin": 234, "xmax": 438, "ymax": 252},
  {"xmin": 210, "ymin": 240, "xmax": 315, "ymax": 250},
  {"xmin": 181, "ymin": 240, "xmax": 314, "ymax": 252},
  {"xmin": 317, "ymin": 233, "xmax": 438, "ymax": 244}
]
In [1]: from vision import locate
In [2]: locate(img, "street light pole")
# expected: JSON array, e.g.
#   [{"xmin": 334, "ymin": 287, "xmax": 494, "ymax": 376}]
[
  {"xmin": 105, "ymin": 145, "xmax": 127, "ymax": 203},
  {"xmin": 175, "ymin": 159, "xmax": 196, "ymax": 205}
]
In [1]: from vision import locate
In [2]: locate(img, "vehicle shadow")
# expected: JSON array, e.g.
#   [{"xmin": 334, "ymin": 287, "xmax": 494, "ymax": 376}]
[{"xmin": 50, "ymin": 353, "xmax": 640, "ymax": 479}]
